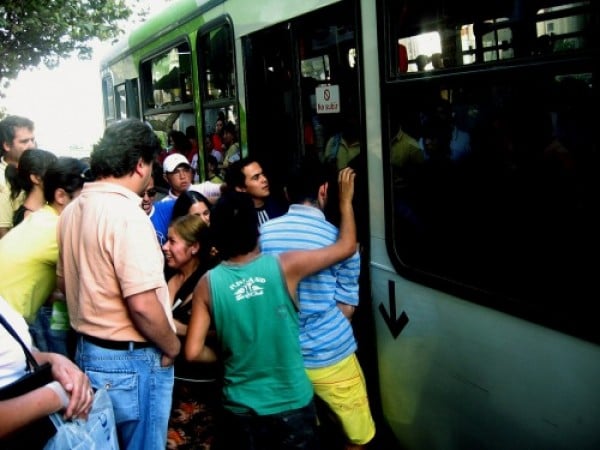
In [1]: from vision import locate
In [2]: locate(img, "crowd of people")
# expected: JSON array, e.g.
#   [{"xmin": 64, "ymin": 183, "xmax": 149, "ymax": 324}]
[{"xmin": 0, "ymin": 114, "xmax": 375, "ymax": 450}]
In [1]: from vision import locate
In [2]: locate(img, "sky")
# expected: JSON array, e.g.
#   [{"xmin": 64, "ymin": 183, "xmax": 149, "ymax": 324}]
[
  {"xmin": 2, "ymin": 44, "xmax": 108, "ymax": 158},
  {"xmin": 1, "ymin": 2, "xmax": 171, "ymax": 158}
]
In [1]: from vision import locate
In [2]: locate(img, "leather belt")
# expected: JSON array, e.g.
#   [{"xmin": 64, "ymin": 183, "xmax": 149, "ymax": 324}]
[{"xmin": 80, "ymin": 333, "xmax": 153, "ymax": 350}]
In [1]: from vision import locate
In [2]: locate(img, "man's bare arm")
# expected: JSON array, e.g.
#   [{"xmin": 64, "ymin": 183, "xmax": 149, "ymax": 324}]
[{"xmin": 126, "ymin": 290, "xmax": 180, "ymax": 362}]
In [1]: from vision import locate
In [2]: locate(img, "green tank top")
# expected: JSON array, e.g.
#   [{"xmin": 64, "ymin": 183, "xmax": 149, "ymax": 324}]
[{"xmin": 209, "ymin": 254, "xmax": 313, "ymax": 415}]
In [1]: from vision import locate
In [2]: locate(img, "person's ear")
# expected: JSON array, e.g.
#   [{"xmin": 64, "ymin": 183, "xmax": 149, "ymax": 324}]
[
  {"xmin": 135, "ymin": 157, "xmax": 148, "ymax": 178},
  {"xmin": 318, "ymin": 182, "xmax": 328, "ymax": 200},
  {"xmin": 30, "ymin": 173, "xmax": 43, "ymax": 186},
  {"xmin": 54, "ymin": 188, "xmax": 69, "ymax": 207}
]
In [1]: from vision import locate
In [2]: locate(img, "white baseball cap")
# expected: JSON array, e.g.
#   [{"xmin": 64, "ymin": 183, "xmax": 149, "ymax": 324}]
[{"xmin": 163, "ymin": 153, "xmax": 191, "ymax": 173}]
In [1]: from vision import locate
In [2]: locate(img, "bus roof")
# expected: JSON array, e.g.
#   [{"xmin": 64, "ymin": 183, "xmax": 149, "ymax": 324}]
[{"xmin": 100, "ymin": 0, "xmax": 222, "ymax": 69}]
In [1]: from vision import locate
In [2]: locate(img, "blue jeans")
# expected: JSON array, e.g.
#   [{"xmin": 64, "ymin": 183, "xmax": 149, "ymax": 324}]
[
  {"xmin": 75, "ymin": 336, "xmax": 174, "ymax": 450},
  {"xmin": 224, "ymin": 400, "xmax": 320, "ymax": 450},
  {"xmin": 29, "ymin": 306, "xmax": 69, "ymax": 356}
]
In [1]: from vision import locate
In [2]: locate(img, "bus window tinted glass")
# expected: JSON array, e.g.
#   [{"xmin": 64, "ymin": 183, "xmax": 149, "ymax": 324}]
[
  {"xmin": 102, "ymin": 76, "xmax": 115, "ymax": 124},
  {"xmin": 199, "ymin": 24, "xmax": 235, "ymax": 101},
  {"xmin": 387, "ymin": 0, "xmax": 594, "ymax": 77},
  {"xmin": 115, "ymin": 84, "xmax": 127, "ymax": 120},
  {"xmin": 142, "ymin": 43, "xmax": 192, "ymax": 110},
  {"xmin": 382, "ymin": 0, "xmax": 599, "ymax": 341}
]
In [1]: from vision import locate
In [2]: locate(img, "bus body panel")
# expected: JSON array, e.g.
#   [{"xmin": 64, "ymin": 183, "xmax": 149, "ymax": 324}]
[{"xmin": 371, "ymin": 257, "xmax": 600, "ymax": 449}]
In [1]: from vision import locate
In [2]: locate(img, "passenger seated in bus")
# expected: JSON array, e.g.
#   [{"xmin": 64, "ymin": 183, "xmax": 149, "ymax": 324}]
[
  {"xmin": 323, "ymin": 115, "xmax": 361, "ymax": 171},
  {"xmin": 221, "ymin": 121, "xmax": 241, "ymax": 170},
  {"xmin": 206, "ymin": 154, "xmax": 224, "ymax": 184},
  {"xmin": 390, "ymin": 124, "xmax": 423, "ymax": 190},
  {"xmin": 185, "ymin": 167, "xmax": 357, "ymax": 450},
  {"xmin": 431, "ymin": 52, "xmax": 444, "ymax": 69}
]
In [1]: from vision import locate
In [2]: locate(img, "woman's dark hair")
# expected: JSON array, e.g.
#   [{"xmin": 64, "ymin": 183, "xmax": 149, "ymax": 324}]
[
  {"xmin": 171, "ymin": 190, "xmax": 212, "ymax": 221},
  {"xmin": 90, "ymin": 119, "xmax": 161, "ymax": 179},
  {"xmin": 43, "ymin": 157, "xmax": 90, "ymax": 203},
  {"xmin": 6, "ymin": 149, "xmax": 57, "ymax": 200}
]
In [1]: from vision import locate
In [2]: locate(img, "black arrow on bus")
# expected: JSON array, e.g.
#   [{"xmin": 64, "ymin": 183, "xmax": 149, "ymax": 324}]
[{"xmin": 379, "ymin": 280, "xmax": 409, "ymax": 339}]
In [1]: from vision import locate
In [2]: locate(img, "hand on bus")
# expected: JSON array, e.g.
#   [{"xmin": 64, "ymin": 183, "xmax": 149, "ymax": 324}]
[{"xmin": 338, "ymin": 167, "xmax": 356, "ymax": 208}]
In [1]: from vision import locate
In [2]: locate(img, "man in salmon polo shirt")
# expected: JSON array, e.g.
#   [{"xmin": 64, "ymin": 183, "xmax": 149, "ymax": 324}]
[{"xmin": 57, "ymin": 119, "xmax": 180, "ymax": 450}]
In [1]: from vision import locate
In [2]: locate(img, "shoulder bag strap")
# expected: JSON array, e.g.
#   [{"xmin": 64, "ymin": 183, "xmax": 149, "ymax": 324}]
[{"xmin": 0, "ymin": 313, "xmax": 40, "ymax": 371}]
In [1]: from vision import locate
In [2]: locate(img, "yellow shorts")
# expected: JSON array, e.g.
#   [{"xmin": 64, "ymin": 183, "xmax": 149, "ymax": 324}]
[{"xmin": 306, "ymin": 353, "xmax": 376, "ymax": 445}]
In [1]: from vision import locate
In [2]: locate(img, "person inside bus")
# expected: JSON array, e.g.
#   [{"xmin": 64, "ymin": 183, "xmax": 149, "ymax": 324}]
[
  {"xmin": 206, "ymin": 154, "xmax": 224, "ymax": 184},
  {"xmin": 224, "ymin": 157, "xmax": 288, "ymax": 227},
  {"xmin": 211, "ymin": 114, "xmax": 226, "ymax": 160},
  {"xmin": 162, "ymin": 153, "xmax": 193, "ymax": 201},
  {"xmin": 323, "ymin": 115, "xmax": 361, "ymax": 171},
  {"xmin": 415, "ymin": 54, "xmax": 430, "ymax": 71},
  {"xmin": 221, "ymin": 121, "xmax": 241, "ymax": 170},
  {"xmin": 185, "ymin": 167, "xmax": 357, "ymax": 449},
  {"xmin": 185, "ymin": 126, "xmax": 199, "ymax": 166},
  {"xmin": 431, "ymin": 52, "xmax": 445, "ymax": 69},
  {"xmin": 390, "ymin": 122, "xmax": 424, "ymax": 191},
  {"xmin": 260, "ymin": 160, "xmax": 375, "ymax": 450}
]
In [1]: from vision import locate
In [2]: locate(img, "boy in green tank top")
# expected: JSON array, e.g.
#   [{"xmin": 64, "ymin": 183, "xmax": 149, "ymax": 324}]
[{"xmin": 186, "ymin": 167, "xmax": 357, "ymax": 449}]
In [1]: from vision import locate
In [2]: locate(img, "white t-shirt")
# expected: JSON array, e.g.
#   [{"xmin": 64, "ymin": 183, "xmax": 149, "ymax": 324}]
[{"xmin": 0, "ymin": 296, "xmax": 30, "ymax": 387}]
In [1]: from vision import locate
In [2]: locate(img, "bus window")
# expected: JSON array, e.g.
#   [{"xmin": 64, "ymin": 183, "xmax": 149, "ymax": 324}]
[
  {"xmin": 101, "ymin": 75, "xmax": 115, "ymax": 125},
  {"xmin": 125, "ymin": 79, "xmax": 140, "ymax": 119},
  {"xmin": 115, "ymin": 83, "xmax": 127, "ymax": 120},
  {"xmin": 140, "ymin": 41, "xmax": 194, "ymax": 151},
  {"xmin": 199, "ymin": 22, "xmax": 236, "ymax": 101},
  {"xmin": 386, "ymin": 0, "xmax": 594, "ymax": 77},
  {"xmin": 142, "ymin": 43, "xmax": 192, "ymax": 110},
  {"xmin": 197, "ymin": 20, "xmax": 239, "ymax": 166},
  {"xmin": 381, "ymin": 0, "xmax": 599, "ymax": 341},
  {"xmin": 398, "ymin": 31, "xmax": 442, "ymax": 72}
]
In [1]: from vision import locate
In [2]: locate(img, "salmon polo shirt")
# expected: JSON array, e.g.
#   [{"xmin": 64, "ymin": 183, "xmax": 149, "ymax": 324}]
[{"xmin": 57, "ymin": 181, "xmax": 175, "ymax": 341}]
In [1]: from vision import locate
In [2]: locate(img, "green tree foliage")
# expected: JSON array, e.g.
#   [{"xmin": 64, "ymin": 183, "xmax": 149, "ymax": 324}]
[{"xmin": 0, "ymin": 0, "xmax": 151, "ymax": 95}]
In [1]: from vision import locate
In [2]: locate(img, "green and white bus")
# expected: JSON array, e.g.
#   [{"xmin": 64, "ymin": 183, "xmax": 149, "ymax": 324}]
[{"xmin": 100, "ymin": 1, "xmax": 600, "ymax": 448}]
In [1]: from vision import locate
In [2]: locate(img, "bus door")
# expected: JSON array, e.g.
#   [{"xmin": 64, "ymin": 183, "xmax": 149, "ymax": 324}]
[{"xmin": 243, "ymin": 0, "xmax": 365, "ymax": 215}]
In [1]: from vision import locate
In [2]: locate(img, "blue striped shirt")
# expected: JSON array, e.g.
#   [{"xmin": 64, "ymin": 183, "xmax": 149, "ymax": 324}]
[{"xmin": 259, "ymin": 204, "xmax": 359, "ymax": 368}]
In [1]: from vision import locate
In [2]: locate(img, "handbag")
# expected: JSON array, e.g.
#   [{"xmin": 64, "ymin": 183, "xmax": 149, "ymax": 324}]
[
  {"xmin": 44, "ymin": 387, "xmax": 120, "ymax": 450},
  {"xmin": 0, "ymin": 313, "xmax": 57, "ymax": 449},
  {"xmin": 0, "ymin": 314, "xmax": 54, "ymax": 400}
]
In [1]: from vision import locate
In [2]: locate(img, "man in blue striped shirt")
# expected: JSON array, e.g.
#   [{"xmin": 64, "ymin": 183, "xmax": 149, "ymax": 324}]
[{"xmin": 259, "ymin": 160, "xmax": 375, "ymax": 450}]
